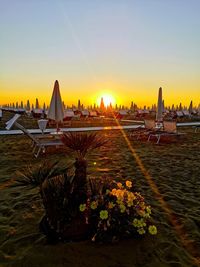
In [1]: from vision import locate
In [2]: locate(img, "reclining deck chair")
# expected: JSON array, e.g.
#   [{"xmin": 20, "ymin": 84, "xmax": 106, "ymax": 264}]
[
  {"xmin": 129, "ymin": 119, "xmax": 158, "ymax": 140},
  {"xmin": 148, "ymin": 120, "xmax": 185, "ymax": 144},
  {"xmin": 6, "ymin": 114, "xmax": 64, "ymax": 158},
  {"xmin": 194, "ymin": 125, "xmax": 200, "ymax": 133}
]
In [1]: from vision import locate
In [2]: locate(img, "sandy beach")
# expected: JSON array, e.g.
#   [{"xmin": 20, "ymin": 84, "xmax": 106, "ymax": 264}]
[
  {"xmin": 1, "ymin": 0, "xmax": 200, "ymax": 265},
  {"xmin": 0, "ymin": 124, "xmax": 200, "ymax": 267}
]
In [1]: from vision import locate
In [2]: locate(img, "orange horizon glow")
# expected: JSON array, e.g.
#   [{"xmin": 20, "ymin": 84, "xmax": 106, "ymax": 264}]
[{"xmin": 1, "ymin": 81, "xmax": 200, "ymax": 108}]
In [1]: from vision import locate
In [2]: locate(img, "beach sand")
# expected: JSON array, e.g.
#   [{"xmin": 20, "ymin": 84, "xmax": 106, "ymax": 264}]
[{"xmin": 0, "ymin": 127, "xmax": 200, "ymax": 266}]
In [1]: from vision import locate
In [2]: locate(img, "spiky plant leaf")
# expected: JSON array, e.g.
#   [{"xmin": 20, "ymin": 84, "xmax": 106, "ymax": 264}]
[
  {"xmin": 61, "ymin": 132, "xmax": 107, "ymax": 158},
  {"xmin": 89, "ymin": 177, "xmax": 114, "ymax": 196},
  {"xmin": 15, "ymin": 161, "xmax": 69, "ymax": 186}
]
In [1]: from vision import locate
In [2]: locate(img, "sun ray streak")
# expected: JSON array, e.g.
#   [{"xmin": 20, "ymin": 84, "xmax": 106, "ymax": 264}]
[{"xmin": 111, "ymin": 113, "xmax": 200, "ymax": 266}]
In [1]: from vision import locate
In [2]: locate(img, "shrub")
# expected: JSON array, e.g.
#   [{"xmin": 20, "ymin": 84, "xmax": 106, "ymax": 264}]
[{"xmin": 79, "ymin": 179, "xmax": 157, "ymax": 242}]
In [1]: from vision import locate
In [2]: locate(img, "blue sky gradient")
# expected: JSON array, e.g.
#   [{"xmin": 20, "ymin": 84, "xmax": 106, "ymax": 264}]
[{"xmin": 1, "ymin": 0, "xmax": 200, "ymax": 106}]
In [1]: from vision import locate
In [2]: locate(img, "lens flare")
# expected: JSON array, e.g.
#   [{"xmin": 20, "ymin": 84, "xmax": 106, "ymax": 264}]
[{"xmin": 97, "ymin": 94, "xmax": 115, "ymax": 107}]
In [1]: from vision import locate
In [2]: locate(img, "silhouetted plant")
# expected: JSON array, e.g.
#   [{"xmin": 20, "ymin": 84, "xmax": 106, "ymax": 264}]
[
  {"xmin": 39, "ymin": 133, "xmax": 107, "ymax": 240},
  {"xmin": 40, "ymin": 169, "xmax": 76, "ymax": 235},
  {"xmin": 61, "ymin": 132, "xmax": 107, "ymax": 159},
  {"xmin": 61, "ymin": 132, "xmax": 107, "ymax": 198},
  {"xmin": 16, "ymin": 161, "xmax": 68, "ymax": 186}
]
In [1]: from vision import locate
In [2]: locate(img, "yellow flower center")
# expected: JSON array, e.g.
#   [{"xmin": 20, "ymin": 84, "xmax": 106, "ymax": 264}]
[
  {"xmin": 79, "ymin": 204, "xmax": 86, "ymax": 212},
  {"xmin": 100, "ymin": 210, "xmax": 109, "ymax": 220}
]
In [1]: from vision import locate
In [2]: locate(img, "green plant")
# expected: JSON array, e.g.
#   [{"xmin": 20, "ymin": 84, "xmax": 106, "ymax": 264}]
[
  {"xmin": 61, "ymin": 132, "xmax": 107, "ymax": 159},
  {"xmin": 61, "ymin": 132, "xmax": 107, "ymax": 198},
  {"xmin": 79, "ymin": 179, "xmax": 157, "ymax": 243},
  {"xmin": 39, "ymin": 133, "xmax": 107, "ymax": 240},
  {"xmin": 16, "ymin": 161, "xmax": 68, "ymax": 186},
  {"xmin": 40, "ymin": 169, "xmax": 76, "ymax": 232}
]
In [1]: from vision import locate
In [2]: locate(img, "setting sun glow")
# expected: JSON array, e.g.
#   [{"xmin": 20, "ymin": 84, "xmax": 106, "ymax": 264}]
[{"xmin": 97, "ymin": 94, "xmax": 115, "ymax": 107}]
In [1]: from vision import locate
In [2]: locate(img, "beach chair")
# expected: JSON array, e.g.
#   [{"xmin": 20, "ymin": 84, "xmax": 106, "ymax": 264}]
[
  {"xmin": 129, "ymin": 119, "xmax": 156, "ymax": 139},
  {"xmin": 6, "ymin": 114, "xmax": 64, "ymax": 158},
  {"xmin": 148, "ymin": 121, "xmax": 184, "ymax": 144},
  {"xmin": 193, "ymin": 125, "xmax": 200, "ymax": 133}
]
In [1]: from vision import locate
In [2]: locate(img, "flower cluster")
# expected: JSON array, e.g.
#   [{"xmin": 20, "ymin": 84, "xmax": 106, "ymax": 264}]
[{"xmin": 79, "ymin": 179, "xmax": 157, "ymax": 242}]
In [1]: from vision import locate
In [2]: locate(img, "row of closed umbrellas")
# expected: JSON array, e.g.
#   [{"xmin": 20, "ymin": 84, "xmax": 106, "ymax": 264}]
[{"xmin": 46, "ymin": 81, "xmax": 165, "ymax": 133}]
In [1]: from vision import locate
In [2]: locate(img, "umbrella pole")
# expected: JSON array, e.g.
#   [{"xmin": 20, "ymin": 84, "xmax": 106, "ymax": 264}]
[{"xmin": 56, "ymin": 122, "xmax": 59, "ymax": 133}]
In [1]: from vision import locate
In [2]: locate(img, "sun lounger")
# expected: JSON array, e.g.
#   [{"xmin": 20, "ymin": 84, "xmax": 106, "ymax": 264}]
[
  {"xmin": 148, "ymin": 121, "xmax": 185, "ymax": 144},
  {"xmin": 129, "ymin": 119, "xmax": 157, "ymax": 139},
  {"xmin": 182, "ymin": 110, "xmax": 190, "ymax": 117},
  {"xmin": 6, "ymin": 114, "xmax": 64, "ymax": 158},
  {"xmin": 176, "ymin": 111, "xmax": 184, "ymax": 118},
  {"xmin": 193, "ymin": 125, "xmax": 200, "ymax": 133}
]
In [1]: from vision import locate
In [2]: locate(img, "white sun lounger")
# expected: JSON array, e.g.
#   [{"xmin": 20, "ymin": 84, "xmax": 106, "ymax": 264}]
[
  {"xmin": 6, "ymin": 114, "xmax": 64, "ymax": 158},
  {"xmin": 148, "ymin": 121, "xmax": 185, "ymax": 144},
  {"xmin": 129, "ymin": 119, "xmax": 156, "ymax": 139}
]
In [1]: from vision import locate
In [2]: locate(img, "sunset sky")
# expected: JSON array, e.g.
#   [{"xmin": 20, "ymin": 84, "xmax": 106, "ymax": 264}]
[{"xmin": 1, "ymin": 0, "xmax": 200, "ymax": 107}]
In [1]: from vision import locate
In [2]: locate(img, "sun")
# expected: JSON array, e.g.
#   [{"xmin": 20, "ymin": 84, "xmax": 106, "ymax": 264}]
[{"xmin": 97, "ymin": 93, "xmax": 115, "ymax": 107}]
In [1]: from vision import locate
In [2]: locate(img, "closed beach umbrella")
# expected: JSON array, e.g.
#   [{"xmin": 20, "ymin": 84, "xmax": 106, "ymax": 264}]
[
  {"xmin": 43, "ymin": 102, "xmax": 46, "ymax": 112},
  {"xmin": 42, "ymin": 102, "xmax": 46, "ymax": 118},
  {"xmin": 26, "ymin": 100, "xmax": 30, "ymax": 111},
  {"xmin": 162, "ymin": 100, "xmax": 165, "ymax": 112},
  {"xmin": 47, "ymin": 80, "xmax": 64, "ymax": 131},
  {"xmin": 35, "ymin": 98, "xmax": 40, "ymax": 109},
  {"xmin": 156, "ymin": 87, "xmax": 163, "ymax": 122},
  {"xmin": 188, "ymin": 100, "xmax": 193, "ymax": 114},
  {"xmin": 198, "ymin": 104, "xmax": 200, "ymax": 113}
]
